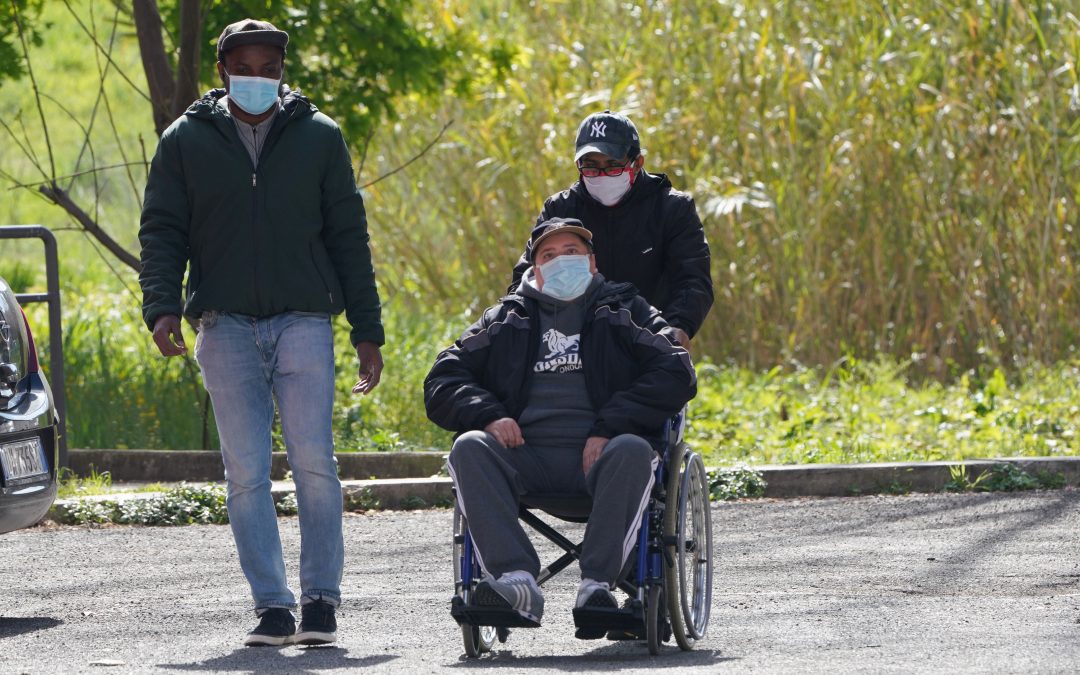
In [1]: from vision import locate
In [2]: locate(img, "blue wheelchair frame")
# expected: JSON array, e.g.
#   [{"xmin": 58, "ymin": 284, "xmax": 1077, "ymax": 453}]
[{"xmin": 452, "ymin": 409, "xmax": 712, "ymax": 655}]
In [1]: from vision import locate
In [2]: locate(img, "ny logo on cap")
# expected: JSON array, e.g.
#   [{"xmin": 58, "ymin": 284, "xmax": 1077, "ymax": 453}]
[{"xmin": 590, "ymin": 121, "xmax": 607, "ymax": 138}]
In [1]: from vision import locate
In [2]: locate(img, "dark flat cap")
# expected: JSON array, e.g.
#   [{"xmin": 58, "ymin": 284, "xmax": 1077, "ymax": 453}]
[
  {"xmin": 528, "ymin": 218, "xmax": 593, "ymax": 262},
  {"xmin": 216, "ymin": 19, "xmax": 289, "ymax": 62}
]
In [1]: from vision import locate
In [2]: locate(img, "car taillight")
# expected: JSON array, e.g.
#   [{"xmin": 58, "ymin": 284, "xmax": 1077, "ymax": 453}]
[{"xmin": 19, "ymin": 306, "xmax": 39, "ymax": 373}]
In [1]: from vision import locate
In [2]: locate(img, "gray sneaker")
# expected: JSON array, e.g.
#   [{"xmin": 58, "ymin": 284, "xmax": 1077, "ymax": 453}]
[{"xmin": 473, "ymin": 571, "xmax": 544, "ymax": 625}]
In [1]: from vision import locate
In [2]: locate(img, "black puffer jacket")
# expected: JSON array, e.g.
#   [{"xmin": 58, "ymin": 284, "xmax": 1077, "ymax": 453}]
[
  {"xmin": 424, "ymin": 278, "xmax": 697, "ymax": 450},
  {"xmin": 511, "ymin": 171, "xmax": 713, "ymax": 338}
]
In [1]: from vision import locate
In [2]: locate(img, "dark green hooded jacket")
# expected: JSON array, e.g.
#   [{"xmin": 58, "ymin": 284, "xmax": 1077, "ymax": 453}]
[{"xmin": 138, "ymin": 87, "xmax": 383, "ymax": 346}]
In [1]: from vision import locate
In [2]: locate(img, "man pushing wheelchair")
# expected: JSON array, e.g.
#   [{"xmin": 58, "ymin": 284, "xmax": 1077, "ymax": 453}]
[{"xmin": 424, "ymin": 218, "xmax": 697, "ymax": 640}]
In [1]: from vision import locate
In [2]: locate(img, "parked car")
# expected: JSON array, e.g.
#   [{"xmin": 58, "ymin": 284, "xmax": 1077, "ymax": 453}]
[{"xmin": 0, "ymin": 275, "xmax": 59, "ymax": 533}]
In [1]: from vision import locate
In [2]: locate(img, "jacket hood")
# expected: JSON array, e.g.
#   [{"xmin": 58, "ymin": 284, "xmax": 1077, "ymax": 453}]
[
  {"xmin": 569, "ymin": 170, "xmax": 672, "ymax": 208},
  {"xmin": 184, "ymin": 85, "xmax": 316, "ymax": 121}
]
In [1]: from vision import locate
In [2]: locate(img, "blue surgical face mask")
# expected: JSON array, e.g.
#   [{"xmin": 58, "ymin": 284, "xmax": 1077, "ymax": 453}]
[
  {"xmin": 226, "ymin": 72, "xmax": 280, "ymax": 115},
  {"xmin": 538, "ymin": 255, "xmax": 593, "ymax": 301}
]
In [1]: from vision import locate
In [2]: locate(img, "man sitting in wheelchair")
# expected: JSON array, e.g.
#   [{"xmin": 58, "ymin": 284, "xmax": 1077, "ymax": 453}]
[{"xmin": 424, "ymin": 217, "xmax": 696, "ymax": 637}]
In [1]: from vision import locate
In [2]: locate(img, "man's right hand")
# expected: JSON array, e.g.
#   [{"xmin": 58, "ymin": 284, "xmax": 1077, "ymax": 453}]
[
  {"xmin": 151, "ymin": 314, "xmax": 187, "ymax": 357},
  {"xmin": 484, "ymin": 417, "xmax": 524, "ymax": 448}
]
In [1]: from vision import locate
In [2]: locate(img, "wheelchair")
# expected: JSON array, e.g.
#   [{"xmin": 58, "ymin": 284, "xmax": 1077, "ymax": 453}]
[{"xmin": 450, "ymin": 411, "xmax": 713, "ymax": 656}]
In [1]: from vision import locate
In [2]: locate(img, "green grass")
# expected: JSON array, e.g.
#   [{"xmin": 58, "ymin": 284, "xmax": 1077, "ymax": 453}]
[
  {"xmin": 689, "ymin": 357, "xmax": 1080, "ymax": 465},
  {"xmin": 56, "ymin": 466, "xmax": 166, "ymax": 499}
]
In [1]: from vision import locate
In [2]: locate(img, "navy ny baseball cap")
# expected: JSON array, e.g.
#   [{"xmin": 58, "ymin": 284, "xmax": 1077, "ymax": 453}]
[{"xmin": 574, "ymin": 110, "xmax": 640, "ymax": 162}]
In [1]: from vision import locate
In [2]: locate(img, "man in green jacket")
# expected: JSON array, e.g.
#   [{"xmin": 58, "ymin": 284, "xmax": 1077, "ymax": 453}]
[{"xmin": 138, "ymin": 19, "xmax": 384, "ymax": 648}]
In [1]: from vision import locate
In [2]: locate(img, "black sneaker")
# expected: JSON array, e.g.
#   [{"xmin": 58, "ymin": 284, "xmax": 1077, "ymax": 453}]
[
  {"xmin": 573, "ymin": 582, "xmax": 619, "ymax": 640},
  {"xmin": 294, "ymin": 600, "xmax": 337, "ymax": 646},
  {"xmin": 606, "ymin": 597, "xmax": 643, "ymax": 640},
  {"xmin": 244, "ymin": 608, "xmax": 295, "ymax": 647}
]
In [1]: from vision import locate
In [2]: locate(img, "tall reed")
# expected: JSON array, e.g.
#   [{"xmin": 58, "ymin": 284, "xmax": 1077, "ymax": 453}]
[{"xmin": 371, "ymin": 0, "xmax": 1078, "ymax": 375}]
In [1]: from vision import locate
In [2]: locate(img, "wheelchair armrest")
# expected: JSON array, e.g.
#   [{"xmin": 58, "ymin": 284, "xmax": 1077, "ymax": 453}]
[{"xmin": 666, "ymin": 405, "xmax": 687, "ymax": 447}]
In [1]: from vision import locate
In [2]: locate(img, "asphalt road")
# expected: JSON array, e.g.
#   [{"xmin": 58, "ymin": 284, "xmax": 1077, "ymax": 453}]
[{"xmin": 1, "ymin": 490, "xmax": 1078, "ymax": 674}]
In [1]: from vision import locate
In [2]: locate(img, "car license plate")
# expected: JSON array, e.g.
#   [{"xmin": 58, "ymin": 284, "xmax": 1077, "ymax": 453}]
[{"xmin": 0, "ymin": 437, "xmax": 47, "ymax": 481}]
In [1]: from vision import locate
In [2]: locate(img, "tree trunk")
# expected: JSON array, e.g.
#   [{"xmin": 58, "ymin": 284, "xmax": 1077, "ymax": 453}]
[
  {"xmin": 132, "ymin": 0, "xmax": 176, "ymax": 137},
  {"xmin": 173, "ymin": 0, "xmax": 202, "ymax": 120}
]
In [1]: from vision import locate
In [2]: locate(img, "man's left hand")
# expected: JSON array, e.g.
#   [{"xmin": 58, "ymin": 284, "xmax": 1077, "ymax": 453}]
[
  {"xmin": 352, "ymin": 341, "xmax": 383, "ymax": 394},
  {"xmin": 672, "ymin": 327, "xmax": 691, "ymax": 353},
  {"xmin": 582, "ymin": 436, "xmax": 610, "ymax": 474}
]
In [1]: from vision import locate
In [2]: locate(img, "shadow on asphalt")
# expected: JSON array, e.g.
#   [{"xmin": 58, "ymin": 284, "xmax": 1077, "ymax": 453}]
[
  {"xmin": 0, "ymin": 616, "xmax": 62, "ymax": 639},
  {"xmin": 159, "ymin": 647, "xmax": 399, "ymax": 672},
  {"xmin": 448, "ymin": 646, "xmax": 734, "ymax": 669}
]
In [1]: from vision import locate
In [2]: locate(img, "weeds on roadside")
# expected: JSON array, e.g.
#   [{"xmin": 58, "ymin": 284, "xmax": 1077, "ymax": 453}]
[
  {"xmin": 708, "ymin": 465, "xmax": 767, "ymax": 501},
  {"xmin": 345, "ymin": 487, "xmax": 380, "ymax": 511},
  {"xmin": 56, "ymin": 466, "xmax": 112, "ymax": 499},
  {"xmin": 54, "ymin": 483, "xmax": 228, "ymax": 526},
  {"xmin": 944, "ymin": 463, "xmax": 1066, "ymax": 493},
  {"xmin": 275, "ymin": 493, "xmax": 298, "ymax": 516}
]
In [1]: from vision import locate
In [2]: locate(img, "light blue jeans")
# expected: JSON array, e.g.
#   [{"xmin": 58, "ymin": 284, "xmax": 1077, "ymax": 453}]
[{"xmin": 195, "ymin": 311, "xmax": 343, "ymax": 610}]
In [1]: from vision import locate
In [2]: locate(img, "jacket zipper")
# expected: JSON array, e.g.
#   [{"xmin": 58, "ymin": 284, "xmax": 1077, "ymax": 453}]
[{"xmin": 250, "ymin": 123, "xmax": 262, "ymax": 310}]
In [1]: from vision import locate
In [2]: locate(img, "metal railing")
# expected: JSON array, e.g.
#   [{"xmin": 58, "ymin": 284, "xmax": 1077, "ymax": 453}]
[{"xmin": 0, "ymin": 225, "xmax": 67, "ymax": 466}]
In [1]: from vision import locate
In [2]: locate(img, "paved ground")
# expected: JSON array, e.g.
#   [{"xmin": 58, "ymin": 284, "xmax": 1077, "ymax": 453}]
[{"xmin": 1, "ymin": 489, "xmax": 1079, "ymax": 674}]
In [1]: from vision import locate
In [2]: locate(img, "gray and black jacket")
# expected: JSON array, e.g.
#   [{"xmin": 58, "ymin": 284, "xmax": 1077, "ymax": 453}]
[{"xmin": 424, "ymin": 276, "xmax": 697, "ymax": 450}]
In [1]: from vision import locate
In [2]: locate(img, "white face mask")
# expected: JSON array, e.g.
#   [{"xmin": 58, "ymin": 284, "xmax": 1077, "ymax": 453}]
[{"xmin": 582, "ymin": 173, "xmax": 633, "ymax": 206}]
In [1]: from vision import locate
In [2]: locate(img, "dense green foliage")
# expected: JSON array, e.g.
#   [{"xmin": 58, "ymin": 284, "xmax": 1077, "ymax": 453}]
[
  {"xmin": 53, "ymin": 483, "xmax": 228, "ymax": 525},
  {"xmin": 689, "ymin": 357, "xmax": 1080, "ymax": 464},
  {"xmin": 0, "ymin": 1, "xmax": 43, "ymax": 84},
  {"xmin": 162, "ymin": 0, "xmax": 508, "ymax": 143},
  {"xmin": 0, "ymin": 1, "xmax": 1077, "ymax": 463}
]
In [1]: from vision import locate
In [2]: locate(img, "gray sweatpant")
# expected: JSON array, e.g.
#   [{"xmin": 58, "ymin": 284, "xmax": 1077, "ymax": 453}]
[{"xmin": 447, "ymin": 430, "xmax": 658, "ymax": 585}]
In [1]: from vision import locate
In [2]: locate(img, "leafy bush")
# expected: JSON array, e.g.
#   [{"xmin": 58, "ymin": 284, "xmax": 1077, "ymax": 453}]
[
  {"xmin": 55, "ymin": 484, "xmax": 228, "ymax": 526},
  {"xmin": 708, "ymin": 465, "xmax": 767, "ymax": 501},
  {"xmin": 275, "ymin": 493, "xmax": 298, "ymax": 516}
]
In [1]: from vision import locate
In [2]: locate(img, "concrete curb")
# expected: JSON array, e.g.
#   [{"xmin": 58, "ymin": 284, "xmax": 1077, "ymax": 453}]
[
  {"xmin": 757, "ymin": 456, "xmax": 1080, "ymax": 497},
  {"xmin": 55, "ymin": 451, "xmax": 1080, "ymax": 519},
  {"xmin": 68, "ymin": 448, "xmax": 447, "ymax": 482}
]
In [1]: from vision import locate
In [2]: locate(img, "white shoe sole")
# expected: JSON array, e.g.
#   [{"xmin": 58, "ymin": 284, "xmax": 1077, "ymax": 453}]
[
  {"xmin": 243, "ymin": 633, "xmax": 292, "ymax": 647},
  {"xmin": 293, "ymin": 630, "xmax": 336, "ymax": 646}
]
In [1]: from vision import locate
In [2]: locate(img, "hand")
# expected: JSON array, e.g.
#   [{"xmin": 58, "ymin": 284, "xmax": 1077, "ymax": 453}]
[
  {"xmin": 151, "ymin": 314, "xmax": 186, "ymax": 357},
  {"xmin": 352, "ymin": 341, "xmax": 383, "ymax": 394},
  {"xmin": 484, "ymin": 417, "xmax": 524, "ymax": 448},
  {"xmin": 582, "ymin": 436, "xmax": 610, "ymax": 474},
  {"xmin": 672, "ymin": 327, "xmax": 691, "ymax": 353}
]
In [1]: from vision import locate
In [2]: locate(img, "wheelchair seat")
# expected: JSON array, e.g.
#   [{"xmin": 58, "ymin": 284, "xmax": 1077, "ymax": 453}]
[{"xmin": 518, "ymin": 493, "xmax": 591, "ymax": 522}]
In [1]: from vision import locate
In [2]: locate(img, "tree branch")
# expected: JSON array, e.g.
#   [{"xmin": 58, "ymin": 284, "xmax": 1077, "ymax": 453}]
[
  {"xmin": 60, "ymin": 1, "xmax": 153, "ymax": 107},
  {"xmin": 360, "ymin": 120, "xmax": 453, "ymax": 189},
  {"xmin": 173, "ymin": 0, "xmax": 202, "ymax": 120},
  {"xmin": 131, "ymin": 0, "xmax": 176, "ymax": 136},
  {"xmin": 38, "ymin": 182, "xmax": 142, "ymax": 273},
  {"xmin": 11, "ymin": 0, "xmax": 56, "ymax": 179}
]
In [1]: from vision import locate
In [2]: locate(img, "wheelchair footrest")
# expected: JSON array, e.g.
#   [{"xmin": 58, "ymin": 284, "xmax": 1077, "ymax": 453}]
[
  {"xmin": 572, "ymin": 603, "xmax": 644, "ymax": 633},
  {"xmin": 450, "ymin": 596, "xmax": 541, "ymax": 629}
]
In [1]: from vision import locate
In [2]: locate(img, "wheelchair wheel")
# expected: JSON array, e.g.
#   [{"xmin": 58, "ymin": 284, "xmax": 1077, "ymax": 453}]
[
  {"xmin": 663, "ymin": 443, "xmax": 713, "ymax": 651},
  {"xmin": 453, "ymin": 504, "xmax": 497, "ymax": 657},
  {"xmin": 462, "ymin": 623, "xmax": 497, "ymax": 657}
]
